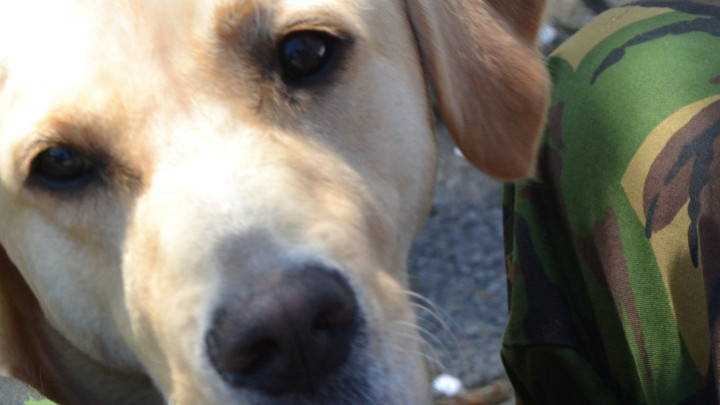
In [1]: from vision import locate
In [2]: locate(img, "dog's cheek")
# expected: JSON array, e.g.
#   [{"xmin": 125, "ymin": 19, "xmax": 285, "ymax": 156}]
[
  {"xmin": 0, "ymin": 209, "xmax": 143, "ymax": 371},
  {"xmin": 305, "ymin": 51, "xmax": 436, "ymax": 275}
]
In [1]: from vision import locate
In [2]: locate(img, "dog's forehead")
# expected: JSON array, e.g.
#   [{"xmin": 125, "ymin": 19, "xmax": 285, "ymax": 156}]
[
  {"xmin": 0, "ymin": 0, "xmax": 409, "ymax": 158},
  {"xmin": 0, "ymin": 0, "xmax": 395, "ymax": 106},
  {"xmin": 0, "ymin": 0, "xmax": 379, "ymax": 54}
]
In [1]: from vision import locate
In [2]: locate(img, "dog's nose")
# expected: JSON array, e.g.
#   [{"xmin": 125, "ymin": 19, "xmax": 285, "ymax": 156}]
[{"xmin": 205, "ymin": 265, "xmax": 359, "ymax": 395}]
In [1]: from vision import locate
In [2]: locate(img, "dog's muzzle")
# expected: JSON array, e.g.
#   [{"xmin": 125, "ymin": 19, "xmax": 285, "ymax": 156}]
[{"xmin": 205, "ymin": 265, "xmax": 361, "ymax": 396}]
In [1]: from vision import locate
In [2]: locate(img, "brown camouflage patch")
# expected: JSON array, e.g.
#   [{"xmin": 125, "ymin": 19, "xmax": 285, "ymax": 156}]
[
  {"xmin": 698, "ymin": 138, "xmax": 720, "ymax": 395},
  {"xmin": 644, "ymin": 100, "xmax": 720, "ymax": 266},
  {"xmin": 578, "ymin": 209, "xmax": 654, "ymax": 380}
]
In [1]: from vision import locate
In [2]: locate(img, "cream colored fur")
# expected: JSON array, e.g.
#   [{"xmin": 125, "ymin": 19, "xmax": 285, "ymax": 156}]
[{"xmin": 0, "ymin": 0, "xmax": 548, "ymax": 403}]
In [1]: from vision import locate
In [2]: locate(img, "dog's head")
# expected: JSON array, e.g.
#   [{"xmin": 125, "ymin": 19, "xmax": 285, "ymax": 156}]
[{"xmin": 0, "ymin": 0, "xmax": 547, "ymax": 403}]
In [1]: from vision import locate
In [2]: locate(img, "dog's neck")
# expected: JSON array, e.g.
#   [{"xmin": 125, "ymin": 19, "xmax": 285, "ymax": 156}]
[{"xmin": 0, "ymin": 247, "xmax": 163, "ymax": 405}]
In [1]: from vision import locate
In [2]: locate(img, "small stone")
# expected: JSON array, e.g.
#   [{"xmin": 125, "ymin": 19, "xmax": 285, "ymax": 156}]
[{"xmin": 433, "ymin": 374, "xmax": 465, "ymax": 398}]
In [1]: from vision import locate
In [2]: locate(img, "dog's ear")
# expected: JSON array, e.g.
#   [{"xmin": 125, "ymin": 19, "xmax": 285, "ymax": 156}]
[
  {"xmin": 405, "ymin": 0, "xmax": 549, "ymax": 180},
  {"xmin": 0, "ymin": 245, "xmax": 54, "ymax": 398}
]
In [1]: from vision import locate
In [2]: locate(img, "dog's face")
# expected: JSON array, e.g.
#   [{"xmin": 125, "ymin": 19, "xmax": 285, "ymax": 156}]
[{"xmin": 0, "ymin": 0, "xmax": 548, "ymax": 404}]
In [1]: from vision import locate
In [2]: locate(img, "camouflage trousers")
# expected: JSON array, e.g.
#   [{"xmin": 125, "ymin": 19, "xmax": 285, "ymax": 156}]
[{"xmin": 503, "ymin": 1, "xmax": 720, "ymax": 403}]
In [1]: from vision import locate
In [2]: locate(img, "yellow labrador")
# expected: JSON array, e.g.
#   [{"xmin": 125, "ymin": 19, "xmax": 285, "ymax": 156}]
[{"xmin": 0, "ymin": 0, "xmax": 548, "ymax": 404}]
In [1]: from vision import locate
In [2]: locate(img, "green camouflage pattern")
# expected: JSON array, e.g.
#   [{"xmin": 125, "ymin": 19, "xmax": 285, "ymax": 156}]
[{"xmin": 502, "ymin": 1, "xmax": 720, "ymax": 403}]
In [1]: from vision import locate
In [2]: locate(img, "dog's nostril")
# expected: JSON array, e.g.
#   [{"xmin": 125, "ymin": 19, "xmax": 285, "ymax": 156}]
[
  {"xmin": 205, "ymin": 266, "xmax": 360, "ymax": 395},
  {"xmin": 207, "ymin": 333, "xmax": 282, "ymax": 385},
  {"xmin": 239, "ymin": 340, "xmax": 281, "ymax": 376},
  {"xmin": 312, "ymin": 306, "xmax": 356, "ymax": 340}
]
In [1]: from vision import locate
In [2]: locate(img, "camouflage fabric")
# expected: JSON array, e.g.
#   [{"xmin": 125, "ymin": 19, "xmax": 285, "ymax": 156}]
[{"xmin": 502, "ymin": 1, "xmax": 720, "ymax": 403}]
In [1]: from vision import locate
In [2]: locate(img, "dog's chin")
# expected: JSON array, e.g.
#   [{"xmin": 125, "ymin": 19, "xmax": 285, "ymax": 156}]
[
  {"xmin": 240, "ymin": 373, "xmax": 378, "ymax": 405},
  {"xmin": 186, "ymin": 370, "xmax": 384, "ymax": 405},
  {"xmin": 217, "ymin": 351, "xmax": 371, "ymax": 404},
  {"xmin": 169, "ymin": 335, "xmax": 426, "ymax": 405}
]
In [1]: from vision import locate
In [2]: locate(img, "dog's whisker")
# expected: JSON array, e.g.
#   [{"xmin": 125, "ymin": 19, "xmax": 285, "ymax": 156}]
[
  {"xmin": 391, "ymin": 288, "xmax": 455, "ymax": 336},
  {"xmin": 382, "ymin": 289, "xmax": 469, "ymax": 378},
  {"xmin": 394, "ymin": 319, "xmax": 445, "ymax": 350},
  {"xmin": 374, "ymin": 335, "xmax": 446, "ymax": 371},
  {"xmin": 389, "ymin": 288, "xmax": 462, "ymax": 358},
  {"xmin": 394, "ymin": 322, "xmax": 453, "ymax": 372},
  {"xmin": 395, "ymin": 289, "xmax": 437, "ymax": 308},
  {"xmin": 364, "ymin": 315, "xmax": 450, "ymax": 374},
  {"xmin": 409, "ymin": 302, "xmax": 455, "ymax": 337},
  {"xmin": 389, "ymin": 289, "xmax": 441, "ymax": 314}
]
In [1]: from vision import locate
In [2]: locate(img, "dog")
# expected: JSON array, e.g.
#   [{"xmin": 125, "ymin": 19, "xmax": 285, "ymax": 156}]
[
  {"xmin": 503, "ymin": 0, "xmax": 720, "ymax": 403},
  {"xmin": 0, "ymin": 0, "xmax": 549, "ymax": 403}
]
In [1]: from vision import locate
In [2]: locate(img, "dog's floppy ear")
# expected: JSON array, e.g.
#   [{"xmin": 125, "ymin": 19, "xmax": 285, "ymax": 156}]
[
  {"xmin": 405, "ymin": 0, "xmax": 549, "ymax": 180},
  {"xmin": 0, "ymin": 246, "xmax": 44, "ymax": 386}
]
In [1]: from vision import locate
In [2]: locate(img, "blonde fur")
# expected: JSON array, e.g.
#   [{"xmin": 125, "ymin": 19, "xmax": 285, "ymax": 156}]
[{"xmin": 0, "ymin": 0, "xmax": 548, "ymax": 403}]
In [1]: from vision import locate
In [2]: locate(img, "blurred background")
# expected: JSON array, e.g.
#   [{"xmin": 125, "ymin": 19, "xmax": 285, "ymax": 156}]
[{"xmin": 409, "ymin": 1, "xmax": 624, "ymax": 403}]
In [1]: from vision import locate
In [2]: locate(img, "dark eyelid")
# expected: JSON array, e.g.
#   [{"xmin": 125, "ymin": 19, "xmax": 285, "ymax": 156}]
[
  {"xmin": 22, "ymin": 136, "xmax": 143, "ymax": 195},
  {"xmin": 276, "ymin": 27, "xmax": 355, "ymax": 87},
  {"xmin": 24, "ymin": 142, "xmax": 106, "ymax": 191},
  {"xmin": 20, "ymin": 137, "xmax": 95, "ymax": 177},
  {"xmin": 276, "ymin": 20, "xmax": 349, "ymax": 44}
]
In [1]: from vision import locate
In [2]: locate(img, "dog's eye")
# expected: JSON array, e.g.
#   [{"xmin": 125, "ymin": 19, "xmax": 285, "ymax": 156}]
[
  {"xmin": 30, "ymin": 146, "xmax": 97, "ymax": 189},
  {"xmin": 279, "ymin": 31, "xmax": 337, "ymax": 81}
]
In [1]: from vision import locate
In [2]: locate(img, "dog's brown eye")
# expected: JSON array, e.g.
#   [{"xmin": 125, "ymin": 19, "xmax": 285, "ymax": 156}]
[
  {"xmin": 30, "ymin": 146, "xmax": 97, "ymax": 189},
  {"xmin": 279, "ymin": 31, "xmax": 337, "ymax": 81}
]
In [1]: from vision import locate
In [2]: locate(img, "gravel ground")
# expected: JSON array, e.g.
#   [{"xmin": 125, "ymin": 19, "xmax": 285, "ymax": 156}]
[
  {"xmin": 409, "ymin": 125, "xmax": 510, "ymax": 402},
  {"xmin": 407, "ymin": 1, "xmax": 625, "ymax": 403}
]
